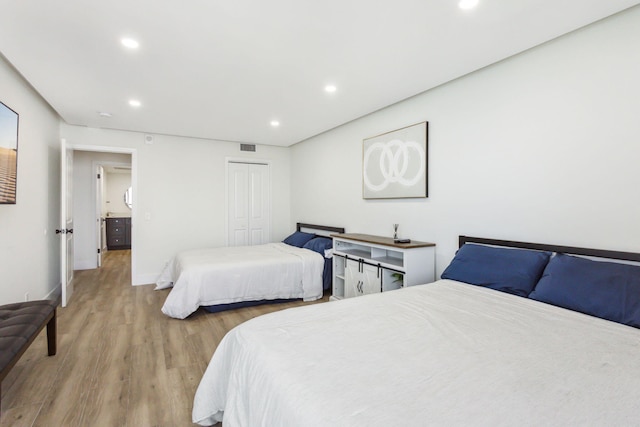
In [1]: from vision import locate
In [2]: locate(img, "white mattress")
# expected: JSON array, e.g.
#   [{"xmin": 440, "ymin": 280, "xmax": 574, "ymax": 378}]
[
  {"xmin": 156, "ymin": 243, "xmax": 324, "ymax": 319},
  {"xmin": 193, "ymin": 279, "xmax": 640, "ymax": 426}
]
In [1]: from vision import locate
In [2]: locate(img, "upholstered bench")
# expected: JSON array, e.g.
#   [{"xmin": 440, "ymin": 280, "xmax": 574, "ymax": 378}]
[{"xmin": 0, "ymin": 300, "xmax": 57, "ymax": 410}]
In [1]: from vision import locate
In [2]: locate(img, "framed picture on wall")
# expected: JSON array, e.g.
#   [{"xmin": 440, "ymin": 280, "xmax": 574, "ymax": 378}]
[
  {"xmin": 0, "ymin": 101, "xmax": 19, "ymax": 204},
  {"xmin": 363, "ymin": 121, "xmax": 428, "ymax": 199}
]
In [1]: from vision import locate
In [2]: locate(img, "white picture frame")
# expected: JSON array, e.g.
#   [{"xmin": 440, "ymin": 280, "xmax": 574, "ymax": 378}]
[{"xmin": 363, "ymin": 122, "xmax": 428, "ymax": 199}]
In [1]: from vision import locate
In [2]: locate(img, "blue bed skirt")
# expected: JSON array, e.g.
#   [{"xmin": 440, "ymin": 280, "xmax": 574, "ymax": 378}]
[{"xmin": 202, "ymin": 298, "xmax": 299, "ymax": 313}]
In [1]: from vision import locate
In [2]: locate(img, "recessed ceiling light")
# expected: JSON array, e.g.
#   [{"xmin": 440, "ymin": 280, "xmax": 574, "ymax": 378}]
[
  {"xmin": 325, "ymin": 84, "xmax": 337, "ymax": 93},
  {"xmin": 98, "ymin": 111, "xmax": 113, "ymax": 118},
  {"xmin": 121, "ymin": 37, "xmax": 140, "ymax": 49},
  {"xmin": 129, "ymin": 99, "xmax": 142, "ymax": 107},
  {"xmin": 270, "ymin": 120, "xmax": 280, "ymax": 127},
  {"xmin": 458, "ymin": 0, "xmax": 479, "ymax": 10}
]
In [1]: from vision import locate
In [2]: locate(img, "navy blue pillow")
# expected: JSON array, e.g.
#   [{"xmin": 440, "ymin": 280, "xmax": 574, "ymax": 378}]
[
  {"xmin": 529, "ymin": 253, "xmax": 640, "ymax": 328},
  {"xmin": 441, "ymin": 243, "xmax": 551, "ymax": 297},
  {"xmin": 282, "ymin": 231, "xmax": 316, "ymax": 248},
  {"xmin": 302, "ymin": 237, "xmax": 333, "ymax": 256}
]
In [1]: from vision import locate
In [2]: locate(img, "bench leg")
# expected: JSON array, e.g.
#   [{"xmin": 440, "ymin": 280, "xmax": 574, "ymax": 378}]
[{"xmin": 46, "ymin": 310, "xmax": 57, "ymax": 356}]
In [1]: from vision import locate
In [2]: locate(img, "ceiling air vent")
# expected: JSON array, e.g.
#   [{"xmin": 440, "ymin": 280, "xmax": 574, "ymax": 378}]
[{"xmin": 240, "ymin": 144, "xmax": 256, "ymax": 152}]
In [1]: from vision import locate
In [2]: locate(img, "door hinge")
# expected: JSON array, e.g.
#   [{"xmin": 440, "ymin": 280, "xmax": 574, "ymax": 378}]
[
  {"xmin": 97, "ymin": 248, "xmax": 101, "ymax": 254},
  {"xmin": 97, "ymin": 173, "xmax": 101, "ymax": 179}
]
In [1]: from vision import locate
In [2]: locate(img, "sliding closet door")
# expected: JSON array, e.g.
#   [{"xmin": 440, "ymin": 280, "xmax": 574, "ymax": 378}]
[{"xmin": 227, "ymin": 162, "xmax": 270, "ymax": 246}]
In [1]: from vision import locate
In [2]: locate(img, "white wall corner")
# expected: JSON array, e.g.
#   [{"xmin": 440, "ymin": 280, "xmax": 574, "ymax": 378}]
[{"xmin": 46, "ymin": 283, "xmax": 62, "ymax": 302}]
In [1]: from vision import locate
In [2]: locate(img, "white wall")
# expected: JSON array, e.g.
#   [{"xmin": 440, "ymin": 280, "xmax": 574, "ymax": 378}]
[
  {"xmin": 0, "ymin": 55, "xmax": 61, "ymax": 304},
  {"xmin": 60, "ymin": 125, "xmax": 291, "ymax": 285},
  {"xmin": 105, "ymin": 171, "xmax": 132, "ymax": 216},
  {"xmin": 72, "ymin": 151, "xmax": 131, "ymax": 270},
  {"xmin": 291, "ymin": 6, "xmax": 640, "ymax": 277}
]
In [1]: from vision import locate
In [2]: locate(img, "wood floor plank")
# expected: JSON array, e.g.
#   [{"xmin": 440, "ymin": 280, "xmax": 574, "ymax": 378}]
[
  {"xmin": 56, "ymin": 300, "xmax": 92, "ymax": 337},
  {"xmin": 33, "ymin": 336, "xmax": 102, "ymax": 426},
  {"xmin": 0, "ymin": 402, "xmax": 42, "ymax": 427},
  {"xmin": 161, "ymin": 320, "xmax": 200, "ymax": 370},
  {"xmin": 128, "ymin": 340, "xmax": 175, "ymax": 426},
  {"xmin": 183, "ymin": 333, "xmax": 217, "ymax": 374},
  {"xmin": 167, "ymin": 365, "xmax": 204, "ymax": 421},
  {"xmin": 91, "ymin": 323, "xmax": 133, "ymax": 385},
  {"xmin": 81, "ymin": 380, "xmax": 129, "ymax": 427}
]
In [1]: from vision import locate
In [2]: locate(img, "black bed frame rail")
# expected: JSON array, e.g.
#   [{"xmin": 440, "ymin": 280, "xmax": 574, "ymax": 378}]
[
  {"xmin": 297, "ymin": 223, "xmax": 345, "ymax": 234},
  {"xmin": 459, "ymin": 235, "xmax": 640, "ymax": 263}
]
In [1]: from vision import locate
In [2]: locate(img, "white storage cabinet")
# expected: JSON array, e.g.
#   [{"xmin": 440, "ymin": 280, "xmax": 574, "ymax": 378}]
[{"xmin": 331, "ymin": 233, "xmax": 436, "ymax": 300}]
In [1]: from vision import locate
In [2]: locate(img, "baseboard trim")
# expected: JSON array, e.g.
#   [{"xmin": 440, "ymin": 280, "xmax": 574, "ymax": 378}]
[
  {"xmin": 74, "ymin": 259, "xmax": 98, "ymax": 271},
  {"xmin": 134, "ymin": 273, "xmax": 159, "ymax": 287},
  {"xmin": 47, "ymin": 284, "xmax": 62, "ymax": 302}
]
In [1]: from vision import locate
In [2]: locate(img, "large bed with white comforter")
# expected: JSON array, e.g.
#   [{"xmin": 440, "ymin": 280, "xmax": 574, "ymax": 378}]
[{"xmin": 192, "ymin": 236, "xmax": 640, "ymax": 426}]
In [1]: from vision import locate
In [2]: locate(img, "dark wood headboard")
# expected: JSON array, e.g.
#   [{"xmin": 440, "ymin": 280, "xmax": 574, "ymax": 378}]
[
  {"xmin": 459, "ymin": 235, "xmax": 640, "ymax": 263},
  {"xmin": 297, "ymin": 223, "xmax": 345, "ymax": 235}
]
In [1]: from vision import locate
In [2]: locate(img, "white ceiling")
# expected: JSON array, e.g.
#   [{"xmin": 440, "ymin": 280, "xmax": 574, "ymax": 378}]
[{"xmin": 1, "ymin": 1, "xmax": 638, "ymax": 147}]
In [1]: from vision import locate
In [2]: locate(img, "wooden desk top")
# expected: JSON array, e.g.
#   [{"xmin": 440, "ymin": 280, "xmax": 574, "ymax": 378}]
[{"xmin": 330, "ymin": 233, "xmax": 435, "ymax": 249}]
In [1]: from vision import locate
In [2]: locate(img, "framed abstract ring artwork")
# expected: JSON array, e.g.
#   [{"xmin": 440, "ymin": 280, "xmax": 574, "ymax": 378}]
[
  {"xmin": 0, "ymin": 101, "xmax": 19, "ymax": 204},
  {"xmin": 363, "ymin": 121, "xmax": 428, "ymax": 199}
]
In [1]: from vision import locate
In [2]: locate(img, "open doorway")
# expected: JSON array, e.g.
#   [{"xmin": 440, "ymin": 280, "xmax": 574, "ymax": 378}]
[
  {"xmin": 65, "ymin": 145, "xmax": 136, "ymax": 287},
  {"xmin": 96, "ymin": 163, "xmax": 132, "ymax": 267}
]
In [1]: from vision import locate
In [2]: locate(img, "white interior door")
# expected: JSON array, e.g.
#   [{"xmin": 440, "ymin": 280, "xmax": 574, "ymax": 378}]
[
  {"xmin": 96, "ymin": 165, "xmax": 104, "ymax": 267},
  {"xmin": 248, "ymin": 163, "xmax": 270, "ymax": 244},
  {"xmin": 228, "ymin": 162, "xmax": 249, "ymax": 246},
  {"xmin": 227, "ymin": 162, "xmax": 270, "ymax": 246},
  {"xmin": 60, "ymin": 139, "xmax": 74, "ymax": 307}
]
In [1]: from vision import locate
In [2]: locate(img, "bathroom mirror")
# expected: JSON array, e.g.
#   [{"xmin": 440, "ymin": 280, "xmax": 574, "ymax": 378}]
[{"xmin": 124, "ymin": 186, "xmax": 133, "ymax": 209}]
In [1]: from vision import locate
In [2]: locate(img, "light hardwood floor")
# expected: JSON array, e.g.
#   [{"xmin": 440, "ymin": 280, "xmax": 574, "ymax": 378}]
[{"xmin": 0, "ymin": 249, "xmax": 328, "ymax": 426}]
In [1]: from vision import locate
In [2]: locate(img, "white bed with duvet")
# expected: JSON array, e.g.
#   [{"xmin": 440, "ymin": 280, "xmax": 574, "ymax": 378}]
[
  {"xmin": 156, "ymin": 223, "xmax": 344, "ymax": 319},
  {"xmin": 192, "ymin": 236, "xmax": 640, "ymax": 426},
  {"xmin": 156, "ymin": 243, "xmax": 323, "ymax": 319}
]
